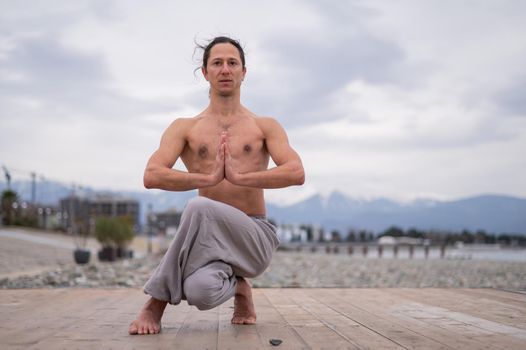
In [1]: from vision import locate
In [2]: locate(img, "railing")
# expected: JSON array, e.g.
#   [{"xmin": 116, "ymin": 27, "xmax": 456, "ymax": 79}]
[{"xmin": 277, "ymin": 242, "xmax": 448, "ymax": 259}]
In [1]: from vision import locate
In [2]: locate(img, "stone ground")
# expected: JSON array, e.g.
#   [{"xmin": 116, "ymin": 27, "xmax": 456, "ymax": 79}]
[{"xmin": 1, "ymin": 227, "xmax": 525, "ymax": 290}]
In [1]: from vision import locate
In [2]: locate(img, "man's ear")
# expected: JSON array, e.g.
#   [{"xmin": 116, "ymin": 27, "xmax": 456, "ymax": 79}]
[
  {"xmin": 202, "ymin": 66, "xmax": 209, "ymax": 81},
  {"xmin": 242, "ymin": 67, "xmax": 247, "ymax": 81}
]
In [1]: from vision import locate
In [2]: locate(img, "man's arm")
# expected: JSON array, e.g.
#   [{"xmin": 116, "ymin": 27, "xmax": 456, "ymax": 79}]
[
  {"xmin": 225, "ymin": 118, "xmax": 304, "ymax": 188},
  {"xmin": 144, "ymin": 119, "xmax": 225, "ymax": 191}
]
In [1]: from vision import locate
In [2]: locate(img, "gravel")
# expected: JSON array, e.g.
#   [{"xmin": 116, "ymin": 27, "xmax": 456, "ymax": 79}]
[{"xmin": 1, "ymin": 251, "xmax": 525, "ymax": 290}]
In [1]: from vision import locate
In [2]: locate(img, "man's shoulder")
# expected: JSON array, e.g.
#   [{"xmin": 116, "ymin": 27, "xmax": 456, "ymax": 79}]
[
  {"xmin": 167, "ymin": 116, "xmax": 201, "ymax": 130},
  {"xmin": 252, "ymin": 115, "xmax": 279, "ymax": 126},
  {"xmin": 253, "ymin": 115, "xmax": 284, "ymax": 133}
]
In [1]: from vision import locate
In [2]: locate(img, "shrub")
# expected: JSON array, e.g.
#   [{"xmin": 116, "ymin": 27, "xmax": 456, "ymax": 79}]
[{"xmin": 94, "ymin": 216, "xmax": 134, "ymax": 248}]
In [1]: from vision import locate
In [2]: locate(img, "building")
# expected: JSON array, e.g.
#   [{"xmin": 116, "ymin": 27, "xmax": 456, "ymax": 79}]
[
  {"xmin": 60, "ymin": 193, "xmax": 140, "ymax": 234},
  {"xmin": 59, "ymin": 195, "xmax": 92, "ymax": 234},
  {"xmin": 90, "ymin": 194, "xmax": 140, "ymax": 231},
  {"xmin": 148, "ymin": 207, "xmax": 182, "ymax": 237}
]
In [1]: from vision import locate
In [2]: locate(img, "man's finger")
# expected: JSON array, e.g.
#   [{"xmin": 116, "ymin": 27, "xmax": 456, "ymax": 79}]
[
  {"xmin": 224, "ymin": 142, "xmax": 232, "ymax": 159},
  {"xmin": 220, "ymin": 143, "xmax": 226, "ymax": 159},
  {"xmin": 217, "ymin": 142, "xmax": 225, "ymax": 158}
]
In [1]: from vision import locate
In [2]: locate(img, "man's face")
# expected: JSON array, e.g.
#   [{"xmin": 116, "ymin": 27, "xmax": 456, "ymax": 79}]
[{"xmin": 202, "ymin": 43, "xmax": 246, "ymax": 96}]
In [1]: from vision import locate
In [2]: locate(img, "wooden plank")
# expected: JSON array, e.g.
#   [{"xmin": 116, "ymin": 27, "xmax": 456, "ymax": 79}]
[
  {"xmin": 446, "ymin": 288, "xmax": 526, "ymax": 309},
  {"xmin": 467, "ymin": 288, "xmax": 526, "ymax": 303},
  {"xmin": 384, "ymin": 289, "xmax": 526, "ymax": 350},
  {"xmin": 2, "ymin": 288, "xmax": 526, "ymax": 349},
  {"xmin": 388, "ymin": 288, "xmax": 526, "ymax": 329},
  {"xmin": 309, "ymin": 288, "xmax": 454, "ymax": 350},
  {"xmin": 341, "ymin": 288, "xmax": 505, "ymax": 350},
  {"xmin": 170, "ymin": 302, "xmax": 219, "ymax": 349},
  {"xmin": 2, "ymin": 289, "xmax": 112, "ymax": 348},
  {"xmin": 287, "ymin": 289, "xmax": 404, "ymax": 350},
  {"xmin": 258, "ymin": 289, "xmax": 316, "ymax": 349},
  {"xmin": 24, "ymin": 289, "xmax": 160, "ymax": 349},
  {"xmin": 123, "ymin": 296, "xmax": 199, "ymax": 349},
  {"xmin": 217, "ymin": 299, "xmax": 264, "ymax": 350},
  {"xmin": 374, "ymin": 289, "xmax": 526, "ymax": 350},
  {"xmin": 264, "ymin": 288, "xmax": 357, "ymax": 349},
  {"xmin": 0, "ymin": 289, "xmax": 196, "ymax": 349}
]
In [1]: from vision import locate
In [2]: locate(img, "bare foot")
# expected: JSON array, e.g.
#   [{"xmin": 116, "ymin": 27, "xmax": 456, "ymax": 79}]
[
  {"xmin": 231, "ymin": 277, "xmax": 257, "ymax": 325},
  {"xmin": 129, "ymin": 297, "xmax": 167, "ymax": 335}
]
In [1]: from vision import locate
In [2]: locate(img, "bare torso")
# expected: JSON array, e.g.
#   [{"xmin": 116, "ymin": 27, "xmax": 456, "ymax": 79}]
[{"xmin": 180, "ymin": 111, "xmax": 270, "ymax": 215}]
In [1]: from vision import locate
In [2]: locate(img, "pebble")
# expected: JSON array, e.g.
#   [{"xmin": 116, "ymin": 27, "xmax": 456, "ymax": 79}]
[
  {"xmin": 1, "ymin": 251, "xmax": 525, "ymax": 290},
  {"xmin": 269, "ymin": 339, "xmax": 283, "ymax": 346}
]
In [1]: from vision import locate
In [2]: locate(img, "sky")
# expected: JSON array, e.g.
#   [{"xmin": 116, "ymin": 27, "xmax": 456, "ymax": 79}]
[{"xmin": 1, "ymin": 0, "xmax": 526, "ymax": 205}]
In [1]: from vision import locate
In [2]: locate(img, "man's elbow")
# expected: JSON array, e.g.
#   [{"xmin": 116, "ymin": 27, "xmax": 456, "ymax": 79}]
[
  {"xmin": 293, "ymin": 164, "xmax": 305, "ymax": 186},
  {"xmin": 296, "ymin": 171, "xmax": 305, "ymax": 186},
  {"xmin": 143, "ymin": 169, "xmax": 157, "ymax": 189}
]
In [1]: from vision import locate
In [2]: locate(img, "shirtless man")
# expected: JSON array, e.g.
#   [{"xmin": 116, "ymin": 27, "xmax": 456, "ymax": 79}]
[{"xmin": 129, "ymin": 36, "xmax": 304, "ymax": 335}]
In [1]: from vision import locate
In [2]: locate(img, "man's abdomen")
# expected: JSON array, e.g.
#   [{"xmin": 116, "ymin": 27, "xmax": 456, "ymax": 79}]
[{"xmin": 198, "ymin": 181, "xmax": 266, "ymax": 216}]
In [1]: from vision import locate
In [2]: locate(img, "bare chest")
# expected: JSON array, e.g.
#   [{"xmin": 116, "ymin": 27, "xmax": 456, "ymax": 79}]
[{"xmin": 182, "ymin": 123, "xmax": 267, "ymax": 163}]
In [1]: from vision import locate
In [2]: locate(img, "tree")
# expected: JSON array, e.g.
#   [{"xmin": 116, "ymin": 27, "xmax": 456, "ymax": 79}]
[
  {"xmin": 346, "ymin": 230, "xmax": 356, "ymax": 242},
  {"xmin": 300, "ymin": 224, "xmax": 314, "ymax": 242},
  {"xmin": 1, "ymin": 189, "xmax": 19, "ymax": 225},
  {"xmin": 407, "ymin": 228, "xmax": 424, "ymax": 238},
  {"xmin": 474, "ymin": 230, "xmax": 487, "ymax": 244},
  {"xmin": 358, "ymin": 230, "xmax": 367, "ymax": 242},
  {"xmin": 460, "ymin": 229, "xmax": 474, "ymax": 243},
  {"xmin": 331, "ymin": 230, "xmax": 342, "ymax": 242},
  {"xmin": 382, "ymin": 226, "xmax": 405, "ymax": 237}
]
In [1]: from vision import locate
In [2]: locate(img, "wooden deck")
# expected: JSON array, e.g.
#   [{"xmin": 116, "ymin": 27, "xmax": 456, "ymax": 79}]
[{"xmin": 1, "ymin": 288, "xmax": 525, "ymax": 349}]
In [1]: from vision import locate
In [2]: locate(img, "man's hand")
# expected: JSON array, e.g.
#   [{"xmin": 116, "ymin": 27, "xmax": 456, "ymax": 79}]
[
  {"xmin": 208, "ymin": 132, "xmax": 227, "ymax": 185},
  {"xmin": 224, "ymin": 133, "xmax": 244, "ymax": 185}
]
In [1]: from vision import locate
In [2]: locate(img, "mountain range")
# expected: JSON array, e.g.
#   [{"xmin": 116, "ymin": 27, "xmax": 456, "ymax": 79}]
[
  {"xmin": 2, "ymin": 180, "xmax": 525, "ymax": 234},
  {"xmin": 267, "ymin": 191, "xmax": 526, "ymax": 234}
]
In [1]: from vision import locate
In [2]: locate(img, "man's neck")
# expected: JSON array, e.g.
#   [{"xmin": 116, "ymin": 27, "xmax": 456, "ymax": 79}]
[{"xmin": 208, "ymin": 91, "xmax": 243, "ymax": 118}]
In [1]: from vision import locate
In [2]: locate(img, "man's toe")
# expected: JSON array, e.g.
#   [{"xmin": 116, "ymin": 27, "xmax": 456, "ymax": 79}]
[
  {"xmin": 128, "ymin": 322, "xmax": 138, "ymax": 335},
  {"xmin": 231, "ymin": 317, "xmax": 244, "ymax": 325}
]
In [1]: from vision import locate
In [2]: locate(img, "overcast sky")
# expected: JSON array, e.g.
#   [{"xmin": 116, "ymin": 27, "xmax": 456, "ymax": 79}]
[{"xmin": 1, "ymin": 0, "xmax": 525, "ymax": 204}]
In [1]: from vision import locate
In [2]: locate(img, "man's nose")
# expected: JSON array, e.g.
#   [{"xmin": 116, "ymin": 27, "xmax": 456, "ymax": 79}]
[{"xmin": 220, "ymin": 63, "xmax": 230, "ymax": 74}]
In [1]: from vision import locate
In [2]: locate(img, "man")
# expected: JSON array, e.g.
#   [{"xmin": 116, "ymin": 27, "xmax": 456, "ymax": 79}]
[{"xmin": 129, "ymin": 36, "xmax": 304, "ymax": 335}]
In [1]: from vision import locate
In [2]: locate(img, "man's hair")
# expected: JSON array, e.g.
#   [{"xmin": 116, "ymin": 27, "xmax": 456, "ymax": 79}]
[{"xmin": 196, "ymin": 36, "xmax": 246, "ymax": 71}]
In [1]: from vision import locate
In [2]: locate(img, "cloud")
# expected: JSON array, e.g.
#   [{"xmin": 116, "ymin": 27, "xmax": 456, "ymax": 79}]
[
  {"xmin": 0, "ymin": 33, "xmax": 179, "ymax": 121},
  {"xmin": 1, "ymin": 0, "xmax": 526, "ymax": 202},
  {"xmin": 495, "ymin": 77, "xmax": 526, "ymax": 117},
  {"xmin": 242, "ymin": 3, "xmax": 410, "ymax": 128}
]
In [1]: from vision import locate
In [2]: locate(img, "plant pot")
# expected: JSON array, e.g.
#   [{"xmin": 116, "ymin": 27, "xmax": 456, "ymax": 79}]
[
  {"xmin": 115, "ymin": 247, "xmax": 134, "ymax": 259},
  {"xmin": 74, "ymin": 249, "xmax": 91, "ymax": 264},
  {"xmin": 97, "ymin": 246, "xmax": 116, "ymax": 262},
  {"xmin": 116, "ymin": 246, "xmax": 126, "ymax": 259}
]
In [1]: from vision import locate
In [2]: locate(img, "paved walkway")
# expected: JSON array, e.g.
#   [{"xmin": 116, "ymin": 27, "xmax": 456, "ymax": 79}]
[
  {"xmin": 0, "ymin": 227, "xmax": 159, "ymax": 278},
  {"xmin": 1, "ymin": 288, "xmax": 525, "ymax": 349}
]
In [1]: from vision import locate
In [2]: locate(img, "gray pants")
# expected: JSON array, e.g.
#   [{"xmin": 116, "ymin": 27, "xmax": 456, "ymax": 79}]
[{"xmin": 143, "ymin": 196, "xmax": 279, "ymax": 310}]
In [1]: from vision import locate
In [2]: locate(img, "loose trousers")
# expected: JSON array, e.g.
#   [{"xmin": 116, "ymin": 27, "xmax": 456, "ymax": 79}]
[{"xmin": 143, "ymin": 196, "xmax": 279, "ymax": 310}]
